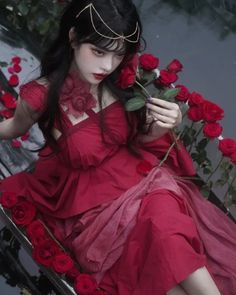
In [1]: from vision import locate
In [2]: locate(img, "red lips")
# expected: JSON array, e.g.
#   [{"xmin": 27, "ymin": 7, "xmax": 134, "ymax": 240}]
[{"xmin": 93, "ymin": 73, "xmax": 108, "ymax": 80}]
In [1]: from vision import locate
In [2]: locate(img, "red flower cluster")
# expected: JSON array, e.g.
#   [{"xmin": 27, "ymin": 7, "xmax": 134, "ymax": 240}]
[
  {"xmin": 156, "ymin": 59, "xmax": 183, "ymax": 87},
  {"xmin": 0, "ymin": 55, "xmax": 30, "ymax": 147},
  {"xmin": 7, "ymin": 56, "xmax": 22, "ymax": 87},
  {"xmin": 0, "ymin": 191, "xmax": 107, "ymax": 295}
]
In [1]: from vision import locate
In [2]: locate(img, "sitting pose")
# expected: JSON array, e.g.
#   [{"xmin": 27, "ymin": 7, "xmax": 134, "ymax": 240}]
[{"xmin": 0, "ymin": 0, "xmax": 235, "ymax": 294}]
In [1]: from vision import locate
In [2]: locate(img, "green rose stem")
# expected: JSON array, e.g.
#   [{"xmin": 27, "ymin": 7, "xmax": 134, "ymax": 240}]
[
  {"xmin": 158, "ymin": 131, "xmax": 183, "ymax": 167},
  {"xmin": 223, "ymin": 172, "xmax": 236, "ymax": 208},
  {"xmin": 188, "ymin": 123, "xmax": 204, "ymax": 153},
  {"xmin": 135, "ymin": 80, "xmax": 152, "ymax": 99},
  {"xmin": 205, "ymin": 155, "xmax": 224, "ymax": 183}
]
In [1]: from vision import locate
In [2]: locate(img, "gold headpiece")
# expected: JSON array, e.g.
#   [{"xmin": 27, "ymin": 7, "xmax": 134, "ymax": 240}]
[{"xmin": 76, "ymin": 3, "xmax": 140, "ymax": 43}]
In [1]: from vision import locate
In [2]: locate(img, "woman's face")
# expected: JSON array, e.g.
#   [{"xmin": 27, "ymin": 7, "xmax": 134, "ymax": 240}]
[{"xmin": 72, "ymin": 42, "xmax": 125, "ymax": 85}]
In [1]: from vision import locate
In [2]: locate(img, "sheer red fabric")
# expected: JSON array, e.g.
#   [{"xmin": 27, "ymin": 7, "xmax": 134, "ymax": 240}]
[{"xmin": 1, "ymin": 80, "xmax": 236, "ymax": 295}]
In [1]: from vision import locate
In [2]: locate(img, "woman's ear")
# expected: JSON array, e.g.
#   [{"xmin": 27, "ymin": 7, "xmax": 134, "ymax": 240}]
[{"xmin": 69, "ymin": 27, "xmax": 77, "ymax": 48}]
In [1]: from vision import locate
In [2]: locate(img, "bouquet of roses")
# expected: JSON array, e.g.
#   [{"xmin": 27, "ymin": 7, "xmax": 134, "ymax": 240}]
[{"xmin": 116, "ymin": 52, "xmax": 236, "ymax": 209}]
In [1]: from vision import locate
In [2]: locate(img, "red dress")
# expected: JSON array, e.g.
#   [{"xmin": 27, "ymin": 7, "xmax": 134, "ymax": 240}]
[{"xmin": 1, "ymin": 80, "xmax": 236, "ymax": 295}]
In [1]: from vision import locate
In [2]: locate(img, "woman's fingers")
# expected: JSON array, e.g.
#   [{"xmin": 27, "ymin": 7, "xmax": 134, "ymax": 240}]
[{"xmin": 146, "ymin": 97, "xmax": 182, "ymax": 127}]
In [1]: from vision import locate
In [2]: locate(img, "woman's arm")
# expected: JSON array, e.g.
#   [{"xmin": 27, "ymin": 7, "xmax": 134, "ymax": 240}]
[
  {"xmin": 0, "ymin": 97, "xmax": 40, "ymax": 140},
  {"xmin": 139, "ymin": 97, "xmax": 182, "ymax": 143}
]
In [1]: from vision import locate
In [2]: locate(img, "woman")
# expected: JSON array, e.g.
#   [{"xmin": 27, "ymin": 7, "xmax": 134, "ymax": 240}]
[{"xmin": 0, "ymin": 0, "xmax": 235, "ymax": 294}]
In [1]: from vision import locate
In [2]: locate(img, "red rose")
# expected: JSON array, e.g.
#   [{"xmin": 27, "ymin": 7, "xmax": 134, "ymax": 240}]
[
  {"xmin": 139, "ymin": 53, "xmax": 159, "ymax": 70},
  {"xmin": 175, "ymin": 85, "xmax": 190, "ymax": 102},
  {"xmin": 52, "ymin": 253, "xmax": 74, "ymax": 274},
  {"xmin": 21, "ymin": 132, "xmax": 30, "ymax": 141},
  {"xmin": 202, "ymin": 100, "xmax": 224, "ymax": 123},
  {"xmin": 117, "ymin": 67, "xmax": 136, "ymax": 89},
  {"xmin": 11, "ymin": 200, "xmax": 36, "ymax": 226},
  {"xmin": 0, "ymin": 109, "xmax": 14, "ymax": 118},
  {"xmin": 8, "ymin": 74, "xmax": 19, "ymax": 87},
  {"xmin": 74, "ymin": 274, "xmax": 97, "ymax": 295},
  {"xmin": 230, "ymin": 152, "xmax": 236, "ymax": 165},
  {"xmin": 26, "ymin": 220, "xmax": 47, "ymax": 246},
  {"xmin": 188, "ymin": 92, "xmax": 205, "ymax": 107},
  {"xmin": 8, "ymin": 67, "xmax": 15, "ymax": 74},
  {"xmin": 187, "ymin": 106, "xmax": 203, "ymax": 122},
  {"xmin": 11, "ymin": 56, "xmax": 21, "ymax": 64},
  {"xmin": 66, "ymin": 266, "xmax": 81, "ymax": 281},
  {"xmin": 156, "ymin": 69, "xmax": 178, "ymax": 86},
  {"xmin": 33, "ymin": 240, "xmax": 61, "ymax": 267},
  {"xmin": 11, "ymin": 139, "xmax": 22, "ymax": 148},
  {"xmin": 13, "ymin": 64, "xmax": 22, "ymax": 73},
  {"xmin": 218, "ymin": 138, "xmax": 236, "ymax": 157},
  {"xmin": 1, "ymin": 92, "xmax": 17, "ymax": 109},
  {"xmin": 203, "ymin": 122, "xmax": 223, "ymax": 139},
  {"xmin": 167, "ymin": 59, "xmax": 183, "ymax": 73},
  {"xmin": 0, "ymin": 191, "xmax": 18, "ymax": 208},
  {"xmin": 117, "ymin": 55, "xmax": 138, "ymax": 89},
  {"xmin": 136, "ymin": 160, "xmax": 153, "ymax": 176}
]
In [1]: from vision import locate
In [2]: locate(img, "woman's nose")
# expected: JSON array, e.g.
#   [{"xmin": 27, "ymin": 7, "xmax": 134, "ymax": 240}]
[{"xmin": 100, "ymin": 56, "xmax": 113, "ymax": 73}]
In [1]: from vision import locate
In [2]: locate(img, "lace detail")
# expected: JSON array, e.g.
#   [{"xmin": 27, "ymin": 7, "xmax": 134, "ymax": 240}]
[{"xmin": 60, "ymin": 71, "xmax": 97, "ymax": 118}]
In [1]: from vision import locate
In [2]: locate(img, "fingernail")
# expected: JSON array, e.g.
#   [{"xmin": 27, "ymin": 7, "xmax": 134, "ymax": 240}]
[{"xmin": 146, "ymin": 97, "xmax": 152, "ymax": 102}]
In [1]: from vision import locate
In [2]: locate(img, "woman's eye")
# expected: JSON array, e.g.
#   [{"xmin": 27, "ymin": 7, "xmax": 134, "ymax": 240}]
[{"xmin": 92, "ymin": 49, "xmax": 104, "ymax": 56}]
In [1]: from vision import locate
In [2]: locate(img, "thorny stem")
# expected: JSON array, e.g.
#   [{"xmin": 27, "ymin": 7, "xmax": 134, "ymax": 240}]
[
  {"xmin": 223, "ymin": 172, "xmax": 236, "ymax": 203},
  {"xmin": 206, "ymin": 155, "xmax": 224, "ymax": 183}
]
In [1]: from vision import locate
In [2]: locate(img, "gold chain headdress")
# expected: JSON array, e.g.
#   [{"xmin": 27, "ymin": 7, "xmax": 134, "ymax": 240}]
[{"xmin": 76, "ymin": 3, "xmax": 140, "ymax": 43}]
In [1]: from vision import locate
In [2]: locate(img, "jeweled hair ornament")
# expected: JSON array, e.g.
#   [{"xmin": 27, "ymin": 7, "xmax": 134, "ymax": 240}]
[{"xmin": 76, "ymin": 3, "xmax": 140, "ymax": 43}]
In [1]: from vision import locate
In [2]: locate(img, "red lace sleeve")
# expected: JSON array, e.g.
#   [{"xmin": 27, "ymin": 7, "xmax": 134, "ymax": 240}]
[{"xmin": 19, "ymin": 80, "xmax": 47, "ymax": 113}]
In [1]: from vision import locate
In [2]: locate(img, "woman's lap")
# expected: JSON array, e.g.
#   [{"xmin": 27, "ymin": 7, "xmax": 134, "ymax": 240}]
[{"xmin": 100, "ymin": 189, "xmax": 206, "ymax": 295}]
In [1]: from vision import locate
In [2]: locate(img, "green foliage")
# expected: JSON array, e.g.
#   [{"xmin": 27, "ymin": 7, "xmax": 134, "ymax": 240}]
[{"xmin": 0, "ymin": 0, "xmax": 67, "ymax": 57}]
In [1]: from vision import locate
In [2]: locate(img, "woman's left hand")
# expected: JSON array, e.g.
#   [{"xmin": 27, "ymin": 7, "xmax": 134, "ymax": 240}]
[{"xmin": 146, "ymin": 97, "xmax": 182, "ymax": 129}]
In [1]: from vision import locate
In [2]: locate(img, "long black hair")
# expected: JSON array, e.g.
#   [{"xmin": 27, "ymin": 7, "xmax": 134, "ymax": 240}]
[{"xmin": 39, "ymin": 0, "xmax": 146, "ymax": 151}]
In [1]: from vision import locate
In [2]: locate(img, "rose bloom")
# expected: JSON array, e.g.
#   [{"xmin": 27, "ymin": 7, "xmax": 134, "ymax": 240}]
[
  {"xmin": 116, "ymin": 66, "xmax": 136, "ymax": 89},
  {"xmin": 156, "ymin": 69, "xmax": 178, "ymax": 86},
  {"xmin": 8, "ymin": 67, "xmax": 15, "ymax": 74},
  {"xmin": 202, "ymin": 100, "xmax": 224, "ymax": 123},
  {"xmin": 0, "ymin": 109, "xmax": 14, "ymax": 119},
  {"xmin": 21, "ymin": 132, "xmax": 30, "ymax": 141},
  {"xmin": 11, "ymin": 200, "xmax": 36, "ymax": 226},
  {"xmin": 11, "ymin": 56, "xmax": 21, "ymax": 64},
  {"xmin": 74, "ymin": 274, "xmax": 98, "ymax": 295},
  {"xmin": 167, "ymin": 59, "xmax": 183, "ymax": 73},
  {"xmin": 26, "ymin": 220, "xmax": 47, "ymax": 246},
  {"xmin": 8, "ymin": 74, "xmax": 19, "ymax": 87},
  {"xmin": 1, "ymin": 92, "xmax": 17, "ymax": 109},
  {"xmin": 218, "ymin": 138, "xmax": 236, "ymax": 157},
  {"xmin": 11, "ymin": 139, "xmax": 22, "ymax": 148},
  {"xmin": 52, "ymin": 253, "xmax": 74, "ymax": 274},
  {"xmin": 175, "ymin": 84, "xmax": 190, "ymax": 102},
  {"xmin": 139, "ymin": 53, "xmax": 159, "ymax": 70},
  {"xmin": 66, "ymin": 265, "xmax": 81, "ymax": 281},
  {"xmin": 0, "ymin": 191, "xmax": 18, "ymax": 209},
  {"xmin": 117, "ymin": 54, "xmax": 138, "ymax": 89},
  {"xmin": 188, "ymin": 92, "xmax": 205, "ymax": 107},
  {"xmin": 13, "ymin": 63, "xmax": 22, "ymax": 73},
  {"xmin": 230, "ymin": 151, "xmax": 236, "ymax": 165},
  {"xmin": 187, "ymin": 106, "xmax": 203, "ymax": 122},
  {"xmin": 203, "ymin": 122, "xmax": 223, "ymax": 139},
  {"xmin": 33, "ymin": 240, "xmax": 61, "ymax": 267}
]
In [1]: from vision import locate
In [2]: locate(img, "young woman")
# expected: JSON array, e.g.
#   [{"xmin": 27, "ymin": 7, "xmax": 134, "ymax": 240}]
[{"xmin": 0, "ymin": 0, "xmax": 235, "ymax": 294}]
